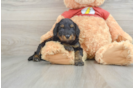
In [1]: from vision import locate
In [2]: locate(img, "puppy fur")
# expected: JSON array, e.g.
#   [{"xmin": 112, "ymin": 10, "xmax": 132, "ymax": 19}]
[{"xmin": 28, "ymin": 18, "xmax": 84, "ymax": 66}]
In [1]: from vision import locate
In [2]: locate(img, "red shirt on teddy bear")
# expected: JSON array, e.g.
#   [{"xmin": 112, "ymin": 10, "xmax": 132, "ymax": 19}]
[{"xmin": 62, "ymin": 7, "xmax": 110, "ymax": 20}]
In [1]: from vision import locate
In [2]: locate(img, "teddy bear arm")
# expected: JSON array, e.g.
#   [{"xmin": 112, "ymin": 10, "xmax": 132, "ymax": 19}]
[
  {"xmin": 106, "ymin": 14, "xmax": 132, "ymax": 43},
  {"xmin": 40, "ymin": 15, "xmax": 65, "ymax": 43}
]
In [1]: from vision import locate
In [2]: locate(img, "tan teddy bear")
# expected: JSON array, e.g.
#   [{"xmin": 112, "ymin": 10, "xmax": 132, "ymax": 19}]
[{"xmin": 40, "ymin": 0, "xmax": 133, "ymax": 65}]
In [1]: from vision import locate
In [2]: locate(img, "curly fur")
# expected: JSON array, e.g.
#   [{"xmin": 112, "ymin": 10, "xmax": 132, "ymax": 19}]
[
  {"xmin": 71, "ymin": 16, "xmax": 112, "ymax": 59},
  {"xmin": 41, "ymin": 41, "xmax": 87, "ymax": 65},
  {"xmin": 40, "ymin": 0, "xmax": 133, "ymax": 65},
  {"xmin": 64, "ymin": 0, "xmax": 105, "ymax": 9}
]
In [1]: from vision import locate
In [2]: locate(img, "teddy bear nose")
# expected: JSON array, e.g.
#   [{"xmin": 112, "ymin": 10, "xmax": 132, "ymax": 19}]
[{"xmin": 66, "ymin": 35, "xmax": 70, "ymax": 39}]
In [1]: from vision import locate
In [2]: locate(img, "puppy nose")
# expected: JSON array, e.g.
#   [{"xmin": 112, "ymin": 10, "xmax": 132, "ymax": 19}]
[{"xmin": 66, "ymin": 35, "xmax": 70, "ymax": 39}]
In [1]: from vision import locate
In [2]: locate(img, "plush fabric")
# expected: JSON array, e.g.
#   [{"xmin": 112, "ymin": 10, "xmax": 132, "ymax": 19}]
[
  {"xmin": 40, "ymin": 0, "xmax": 133, "ymax": 65},
  {"xmin": 41, "ymin": 41, "xmax": 87, "ymax": 65},
  {"xmin": 95, "ymin": 41, "xmax": 133, "ymax": 65},
  {"xmin": 62, "ymin": 7, "xmax": 110, "ymax": 20},
  {"xmin": 64, "ymin": 0, "xmax": 105, "ymax": 9}
]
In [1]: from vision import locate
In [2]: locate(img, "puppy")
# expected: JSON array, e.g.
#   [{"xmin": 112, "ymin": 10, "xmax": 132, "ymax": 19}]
[{"xmin": 28, "ymin": 18, "xmax": 84, "ymax": 66}]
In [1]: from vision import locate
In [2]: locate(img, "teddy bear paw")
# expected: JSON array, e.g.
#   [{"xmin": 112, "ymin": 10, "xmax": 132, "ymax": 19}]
[{"xmin": 95, "ymin": 41, "xmax": 133, "ymax": 65}]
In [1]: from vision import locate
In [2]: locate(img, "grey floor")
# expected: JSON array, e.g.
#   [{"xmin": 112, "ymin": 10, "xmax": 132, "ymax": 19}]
[
  {"xmin": 2, "ymin": 56, "xmax": 133, "ymax": 88},
  {"xmin": 1, "ymin": 0, "xmax": 133, "ymax": 88}
]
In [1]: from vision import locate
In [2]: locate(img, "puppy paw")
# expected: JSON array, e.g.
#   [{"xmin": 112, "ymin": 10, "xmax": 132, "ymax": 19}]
[
  {"xmin": 64, "ymin": 46, "xmax": 74, "ymax": 51},
  {"xmin": 33, "ymin": 55, "xmax": 40, "ymax": 62},
  {"xmin": 28, "ymin": 56, "xmax": 33, "ymax": 61},
  {"xmin": 75, "ymin": 60, "xmax": 84, "ymax": 66}
]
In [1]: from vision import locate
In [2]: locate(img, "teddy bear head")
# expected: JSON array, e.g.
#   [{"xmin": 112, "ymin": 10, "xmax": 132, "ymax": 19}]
[{"xmin": 64, "ymin": 0, "xmax": 105, "ymax": 9}]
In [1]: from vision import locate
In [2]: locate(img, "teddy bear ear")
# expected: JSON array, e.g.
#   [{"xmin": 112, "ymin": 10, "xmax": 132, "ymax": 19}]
[
  {"xmin": 75, "ymin": 0, "xmax": 95, "ymax": 5},
  {"xmin": 75, "ymin": 0, "xmax": 105, "ymax": 6},
  {"xmin": 64, "ymin": 0, "xmax": 105, "ymax": 9},
  {"xmin": 94, "ymin": 0, "xmax": 105, "ymax": 6}
]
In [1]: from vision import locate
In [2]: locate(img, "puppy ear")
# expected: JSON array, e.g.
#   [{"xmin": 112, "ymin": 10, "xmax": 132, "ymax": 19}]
[
  {"xmin": 53, "ymin": 23, "xmax": 59, "ymax": 37},
  {"xmin": 74, "ymin": 23, "xmax": 80, "ymax": 38}
]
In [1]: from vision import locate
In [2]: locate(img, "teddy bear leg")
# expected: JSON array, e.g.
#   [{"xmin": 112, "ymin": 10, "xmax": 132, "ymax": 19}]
[
  {"xmin": 41, "ymin": 41, "xmax": 75, "ymax": 65},
  {"xmin": 45, "ymin": 50, "xmax": 87, "ymax": 65},
  {"xmin": 95, "ymin": 41, "xmax": 133, "ymax": 65},
  {"xmin": 44, "ymin": 53, "xmax": 74, "ymax": 65}
]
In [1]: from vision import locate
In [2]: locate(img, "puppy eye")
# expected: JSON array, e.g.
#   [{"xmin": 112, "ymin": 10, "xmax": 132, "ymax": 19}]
[
  {"xmin": 60, "ymin": 24, "xmax": 64, "ymax": 28},
  {"xmin": 70, "ymin": 24, "xmax": 74, "ymax": 28}
]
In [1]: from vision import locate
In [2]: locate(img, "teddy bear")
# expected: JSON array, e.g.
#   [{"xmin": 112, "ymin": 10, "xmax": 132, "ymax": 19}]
[{"xmin": 40, "ymin": 0, "xmax": 133, "ymax": 65}]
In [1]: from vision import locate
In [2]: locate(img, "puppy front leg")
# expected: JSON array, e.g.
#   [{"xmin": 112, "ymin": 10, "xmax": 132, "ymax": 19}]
[
  {"xmin": 63, "ymin": 44, "xmax": 74, "ymax": 51},
  {"xmin": 74, "ymin": 49, "xmax": 84, "ymax": 66}
]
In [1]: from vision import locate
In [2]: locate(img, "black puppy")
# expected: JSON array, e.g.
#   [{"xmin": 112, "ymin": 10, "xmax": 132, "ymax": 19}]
[{"xmin": 28, "ymin": 18, "xmax": 84, "ymax": 66}]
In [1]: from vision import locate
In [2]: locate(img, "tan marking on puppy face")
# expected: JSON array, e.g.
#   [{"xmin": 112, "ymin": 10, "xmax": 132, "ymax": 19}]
[
  {"xmin": 70, "ymin": 24, "xmax": 74, "ymax": 28},
  {"xmin": 57, "ymin": 33, "xmax": 63, "ymax": 41},
  {"xmin": 59, "ymin": 37, "xmax": 63, "ymax": 41},
  {"xmin": 69, "ymin": 34, "xmax": 76, "ymax": 41},
  {"xmin": 60, "ymin": 24, "xmax": 64, "ymax": 28},
  {"xmin": 63, "ymin": 35, "xmax": 66, "ymax": 41},
  {"xmin": 57, "ymin": 34, "xmax": 67, "ymax": 41},
  {"xmin": 73, "ymin": 35, "xmax": 76, "ymax": 40},
  {"xmin": 57, "ymin": 33, "xmax": 76, "ymax": 43},
  {"xmin": 69, "ymin": 35, "xmax": 72, "ymax": 41}
]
